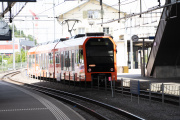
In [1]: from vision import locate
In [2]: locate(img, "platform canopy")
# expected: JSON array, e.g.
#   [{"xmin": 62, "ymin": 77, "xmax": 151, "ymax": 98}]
[{"xmin": 0, "ymin": 0, "xmax": 36, "ymax": 23}]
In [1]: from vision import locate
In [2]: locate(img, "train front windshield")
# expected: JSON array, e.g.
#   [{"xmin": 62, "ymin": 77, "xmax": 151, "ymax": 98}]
[{"xmin": 86, "ymin": 38, "xmax": 114, "ymax": 72}]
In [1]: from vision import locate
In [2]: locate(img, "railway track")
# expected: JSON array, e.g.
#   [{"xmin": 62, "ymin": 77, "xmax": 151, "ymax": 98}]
[{"xmin": 2, "ymin": 71, "xmax": 144, "ymax": 120}]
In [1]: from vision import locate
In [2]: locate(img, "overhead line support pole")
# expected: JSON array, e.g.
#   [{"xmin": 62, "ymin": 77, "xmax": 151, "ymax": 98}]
[
  {"xmin": 140, "ymin": 0, "xmax": 142, "ymax": 17},
  {"xmin": 118, "ymin": 0, "xmax": 120, "ymax": 23}
]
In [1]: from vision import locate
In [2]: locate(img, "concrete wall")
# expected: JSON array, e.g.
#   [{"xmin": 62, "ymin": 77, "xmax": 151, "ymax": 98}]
[{"xmin": 153, "ymin": 66, "xmax": 180, "ymax": 78}]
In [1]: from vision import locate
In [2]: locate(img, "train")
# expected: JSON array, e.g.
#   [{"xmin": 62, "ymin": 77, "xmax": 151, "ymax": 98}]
[{"xmin": 27, "ymin": 32, "xmax": 117, "ymax": 84}]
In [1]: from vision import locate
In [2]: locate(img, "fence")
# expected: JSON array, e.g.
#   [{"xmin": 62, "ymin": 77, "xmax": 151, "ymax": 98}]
[
  {"xmin": 0, "ymin": 62, "xmax": 27, "ymax": 72},
  {"xmin": 120, "ymin": 78, "xmax": 180, "ymax": 105}
]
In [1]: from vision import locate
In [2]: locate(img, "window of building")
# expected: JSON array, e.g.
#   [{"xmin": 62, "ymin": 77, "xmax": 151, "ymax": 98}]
[
  {"xmin": 88, "ymin": 10, "xmax": 99, "ymax": 19},
  {"xmin": 78, "ymin": 28, "xmax": 85, "ymax": 34},
  {"xmin": 103, "ymin": 27, "xmax": 109, "ymax": 34}
]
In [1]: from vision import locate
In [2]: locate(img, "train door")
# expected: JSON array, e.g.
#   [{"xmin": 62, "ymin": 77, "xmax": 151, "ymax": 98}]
[
  {"xmin": 55, "ymin": 51, "xmax": 60, "ymax": 81},
  {"xmin": 71, "ymin": 50, "xmax": 75, "ymax": 80},
  {"xmin": 65, "ymin": 51, "xmax": 70, "ymax": 80},
  {"xmin": 60, "ymin": 51, "xmax": 64, "ymax": 80}
]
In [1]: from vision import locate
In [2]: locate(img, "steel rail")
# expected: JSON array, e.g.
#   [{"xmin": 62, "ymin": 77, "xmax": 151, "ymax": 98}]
[{"xmin": 4, "ymin": 71, "xmax": 144, "ymax": 120}]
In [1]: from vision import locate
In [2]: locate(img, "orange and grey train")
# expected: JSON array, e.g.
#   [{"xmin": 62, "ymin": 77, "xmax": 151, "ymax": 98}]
[{"xmin": 27, "ymin": 33, "xmax": 117, "ymax": 84}]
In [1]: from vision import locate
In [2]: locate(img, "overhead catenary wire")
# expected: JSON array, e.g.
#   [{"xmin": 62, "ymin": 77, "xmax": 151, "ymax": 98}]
[{"xmin": 98, "ymin": 1, "xmax": 180, "ymax": 25}]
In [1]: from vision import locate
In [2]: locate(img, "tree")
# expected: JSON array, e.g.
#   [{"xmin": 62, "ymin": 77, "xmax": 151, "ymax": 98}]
[{"xmin": 10, "ymin": 24, "xmax": 36, "ymax": 45}]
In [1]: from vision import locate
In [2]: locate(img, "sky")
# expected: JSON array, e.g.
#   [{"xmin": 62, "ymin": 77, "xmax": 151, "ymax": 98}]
[{"xmin": 13, "ymin": 0, "xmax": 165, "ymax": 43}]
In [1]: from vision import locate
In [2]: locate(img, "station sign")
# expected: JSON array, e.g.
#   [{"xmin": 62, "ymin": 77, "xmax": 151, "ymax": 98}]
[
  {"xmin": 130, "ymin": 80, "xmax": 140, "ymax": 95},
  {"xmin": 0, "ymin": 30, "xmax": 12, "ymax": 41}
]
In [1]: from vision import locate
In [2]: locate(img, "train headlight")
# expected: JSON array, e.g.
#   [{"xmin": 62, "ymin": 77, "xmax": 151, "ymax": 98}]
[
  {"xmin": 110, "ymin": 68, "xmax": 114, "ymax": 71},
  {"xmin": 88, "ymin": 68, "xmax": 91, "ymax": 72}
]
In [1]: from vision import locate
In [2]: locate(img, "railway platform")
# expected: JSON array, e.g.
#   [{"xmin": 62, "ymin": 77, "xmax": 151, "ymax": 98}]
[
  {"xmin": 118, "ymin": 72, "xmax": 180, "ymax": 83},
  {"xmin": 0, "ymin": 75, "xmax": 85, "ymax": 120}
]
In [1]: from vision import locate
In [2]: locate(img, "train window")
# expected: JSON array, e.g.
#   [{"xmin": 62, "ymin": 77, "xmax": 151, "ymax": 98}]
[
  {"xmin": 65, "ymin": 51, "xmax": 70, "ymax": 69},
  {"xmin": 79, "ymin": 50, "xmax": 84, "ymax": 63},
  {"xmin": 32, "ymin": 55, "xmax": 35, "ymax": 64},
  {"xmin": 76, "ymin": 50, "xmax": 79, "ymax": 64},
  {"xmin": 36, "ymin": 54, "xmax": 39, "ymax": 64},
  {"xmin": 61, "ymin": 53, "xmax": 64, "ymax": 70},
  {"xmin": 39, "ymin": 54, "xmax": 41, "ymax": 67},
  {"xmin": 46, "ymin": 53, "xmax": 48, "ymax": 69},
  {"xmin": 72, "ymin": 53, "xmax": 75, "ymax": 71},
  {"xmin": 55, "ymin": 52, "xmax": 60, "ymax": 64},
  {"xmin": 69, "ymin": 51, "xmax": 72, "ymax": 71},
  {"xmin": 49, "ymin": 53, "xmax": 53, "ymax": 64},
  {"xmin": 29, "ymin": 55, "xmax": 32, "ymax": 68},
  {"xmin": 43, "ymin": 53, "xmax": 46, "ymax": 69},
  {"xmin": 41, "ymin": 54, "xmax": 43, "ymax": 69}
]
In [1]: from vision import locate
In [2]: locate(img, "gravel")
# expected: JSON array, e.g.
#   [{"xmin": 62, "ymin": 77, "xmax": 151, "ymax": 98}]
[{"xmin": 9, "ymin": 69, "xmax": 180, "ymax": 120}]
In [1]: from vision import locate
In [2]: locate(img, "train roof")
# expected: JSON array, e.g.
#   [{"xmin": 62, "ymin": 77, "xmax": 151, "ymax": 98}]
[
  {"xmin": 28, "ymin": 33, "xmax": 113, "ymax": 54},
  {"xmin": 36, "ymin": 43, "xmax": 57, "ymax": 52},
  {"xmin": 55, "ymin": 36, "xmax": 86, "ymax": 49},
  {"xmin": 28, "ymin": 46, "xmax": 38, "ymax": 53}
]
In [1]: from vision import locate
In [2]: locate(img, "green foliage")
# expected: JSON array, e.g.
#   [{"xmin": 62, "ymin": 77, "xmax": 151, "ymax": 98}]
[
  {"xmin": 10, "ymin": 24, "xmax": 37, "ymax": 45},
  {"xmin": 7, "ymin": 48, "xmax": 27, "ymax": 64}
]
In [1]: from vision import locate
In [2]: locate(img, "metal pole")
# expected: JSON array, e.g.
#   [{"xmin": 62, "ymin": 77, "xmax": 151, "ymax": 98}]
[
  {"xmin": 64, "ymin": 73, "xmax": 65, "ymax": 85},
  {"xmin": 1, "ymin": 54, "xmax": 3, "ymax": 71},
  {"xmin": 121, "ymin": 78, "xmax": 123, "ymax": 95},
  {"xmin": 74, "ymin": 73, "xmax": 75, "ymax": 88},
  {"xmin": 40, "ymin": 72, "xmax": 41, "ymax": 82},
  {"xmin": 53, "ymin": 72, "xmax": 55, "ymax": 83},
  {"xmin": 113, "ymin": 77, "xmax": 115, "ymax": 97},
  {"xmin": 60, "ymin": 72, "xmax": 61, "ymax": 82},
  {"xmin": 69, "ymin": 72, "xmax": 70, "ymax": 88},
  {"xmin": 25, "ymin": 46, "xmax": 26, "ymax": 63},
  {"xmin": 53, "ymin": 0, "xmax": 55, "ymax": 40},
  {"xmin": 49, "ymin": 72, "xmax": 51, "ymax": 82},
  {"xmin": 43, "ymin": 71, "xmax": 44, "ymax": 82},
  {"xmin": 162, "ymin": 83, "xmax": 164, "ymax": 104},
  {"xmin": 46, "ymin": 72, "xmax": 47, "ymax": 82},
  {"xmin": 149, "ymin": 81, "xmax": 151, "ymax": 104},
  {"xmin": 179, "ymin": 86, "xmax": 180, "ymax": 106},
  {"xmin": 91, "ymin": 76, "xmax": 93, "ymax": 92},
  {"xmin": 110, "ymin": 77, "xmax": 114, "ymax": 98},
  {"xmin": 105, "ymin": 77, "xmax": 107, "ymax": 91},
  {"xmin": 85, "ymin": 75, "xmax": 87, "ymax": 89},
  {"xmin": 143, "ymin": 38, "xmax": 145, "ymax": 77},
  {"xmin": 12, "ymin": 21, "xmax": 15, "ymax": 70},
  {"xmin": 20, "ymin": 47, "xmax": 22, "ymax": 68},
  {"xmin": 118, "ymin": 0, "xmax": 120, "ymax": 23},
  {"xmin": 140, "ymin": 0, "xmax": 142, "ymax": 17},
  {"xmin": 79, "ymin": 75, "xmax": 81, "ymax": 90},
  {"xmin": 98, "ymin": 76, "xmax": 99, "ymax": 91},
  {"xmin": 130, "ymin": 18, "xmax": 133, "ymax": 69}
]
